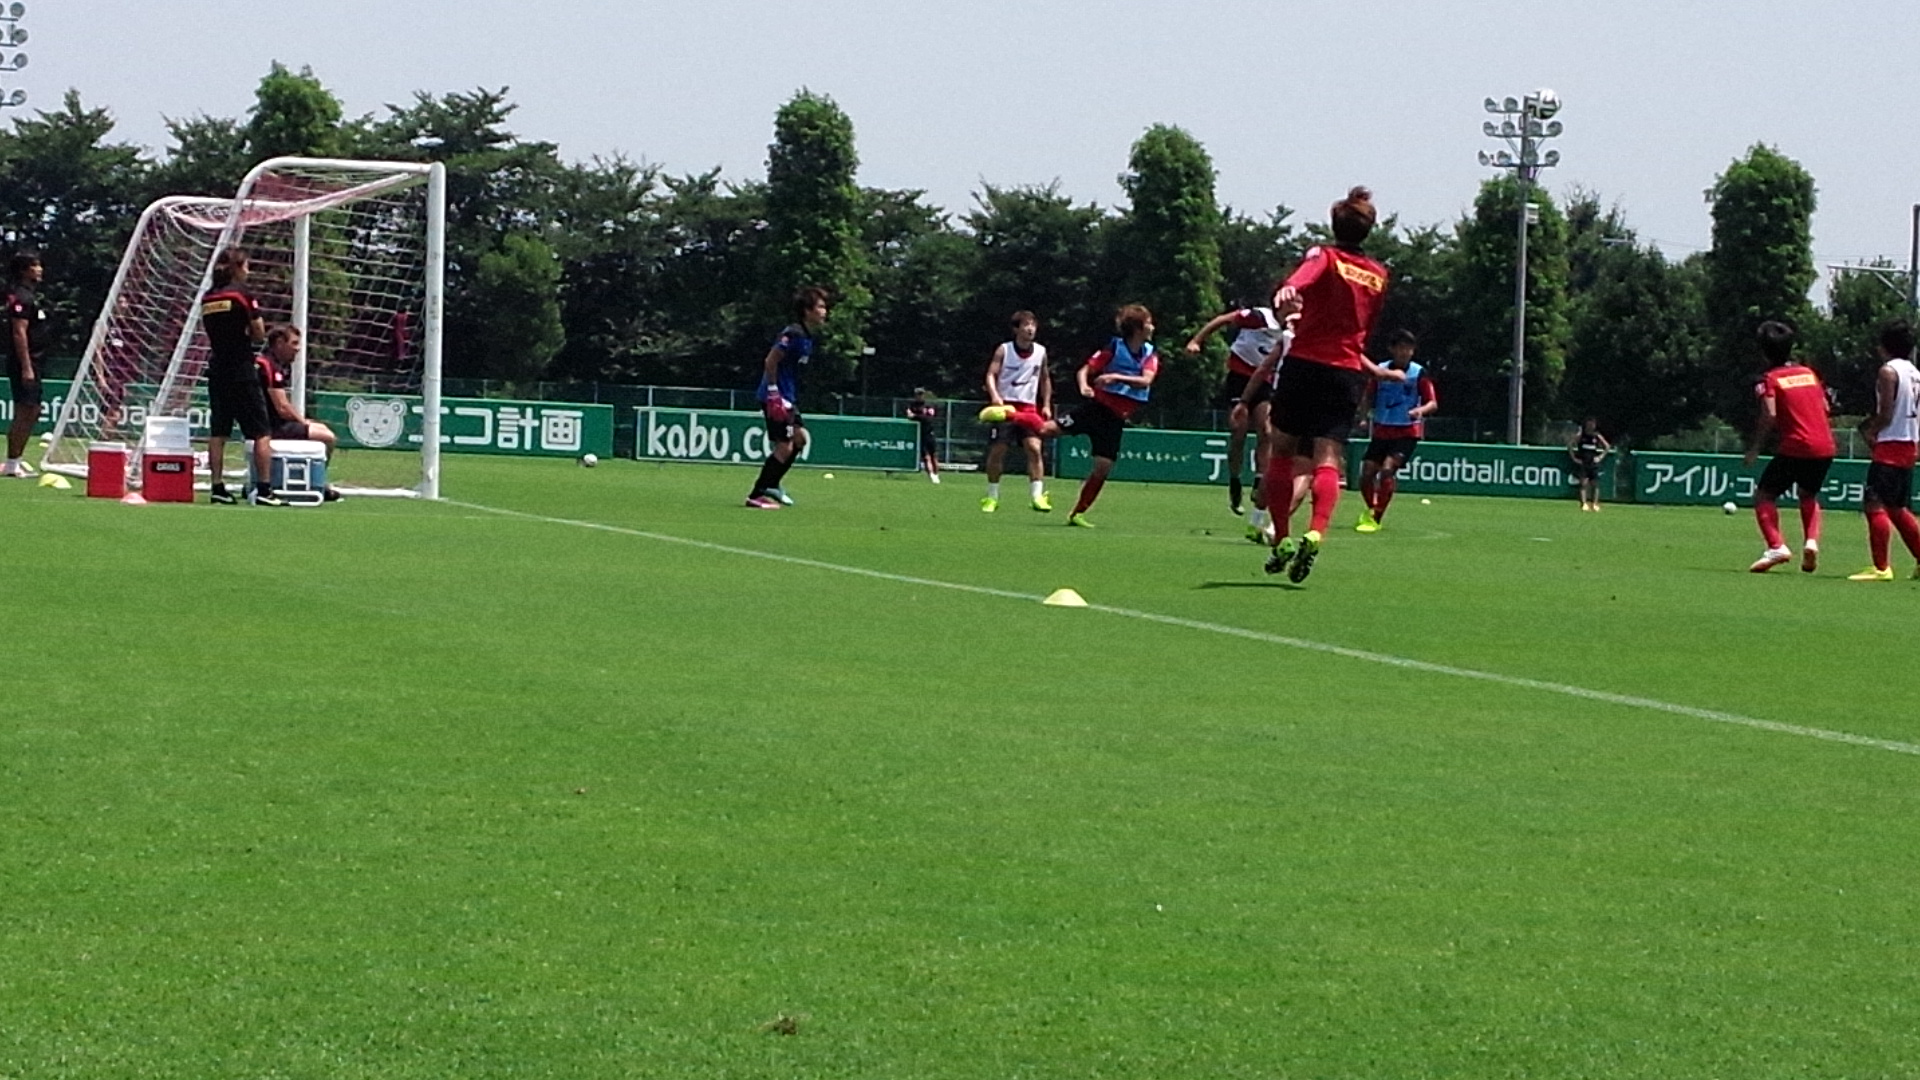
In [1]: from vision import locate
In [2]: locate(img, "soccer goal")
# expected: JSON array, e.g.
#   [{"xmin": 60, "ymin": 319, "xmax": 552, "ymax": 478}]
[{"xmin": 42, "ymin": 156, "xmax": 447, "ymax": 497}]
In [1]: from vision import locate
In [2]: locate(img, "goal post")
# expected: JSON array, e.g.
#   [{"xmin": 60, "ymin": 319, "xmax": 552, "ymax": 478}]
[{"xmin": 43, "ymin": 156, "xmax": 447, "ymax": 498}]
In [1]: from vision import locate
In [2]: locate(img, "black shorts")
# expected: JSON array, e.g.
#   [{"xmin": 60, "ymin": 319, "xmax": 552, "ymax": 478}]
[
  {"xmin": 5, "ymin": 355, "xmax": 41, "ymax": 408},
  {"xmin": 1757, "ymin": 455, "xmax": 1832, "ymax": 498},
  {"xmin": 918, "ymin": 429, "xmax": 937, "ymax": 456},
  {"xmin": 1217, "ymin": 369, "xmax": 1253, "ymax": 408},
  {"xmin": 1057, "ymin": 399, "xmax": 1126, "ymax": 461},
  {"xmin": 1242, "ymin": 376, "xmax": 1273, "ymax": 411},
  {"xmin": 1270, "ymin": 360, "xmax": 1367, "ymax": 442},
  {"xmin": 1865, "ymin": 461, "xmax": 1914, "ymax": 509},
  {"xmin": 763, "ymin": 406, "xmax": 804, "ymax": 445},
  {"xmin": 1572, "ymin": 459, "xmax": 1601, "ymax": 482},
  {"xmin": 272, "ymin": 419, "xmax": 312, "ymax": 441},
  {"xmin": 1364, "ymin": 436, "xmax": 1420, "ymax": 465},
  {"xmin": 208, "ymin": 371, "xmax": 274, "ymax": 441}
]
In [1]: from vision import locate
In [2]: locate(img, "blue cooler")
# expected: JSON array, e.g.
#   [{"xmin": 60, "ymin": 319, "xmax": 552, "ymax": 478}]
[{"xmin": 248, "ymin": 439, "xmax": 329, "ymax": 506}]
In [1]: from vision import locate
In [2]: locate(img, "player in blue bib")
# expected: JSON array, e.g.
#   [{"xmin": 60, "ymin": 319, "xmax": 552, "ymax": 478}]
[{"xmin": 1355, "ymin": 330, "xmax": 1436, "ymax": 532}]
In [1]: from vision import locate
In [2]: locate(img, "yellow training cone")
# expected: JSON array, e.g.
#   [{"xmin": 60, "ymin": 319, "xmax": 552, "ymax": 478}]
[
  {"xmin": 38, "ymin": 473, "xmax": 72, "ymax": 490},
  {"xmin": 1043, "ymin": 588, "xmax": 1088, "ymax": 608}
]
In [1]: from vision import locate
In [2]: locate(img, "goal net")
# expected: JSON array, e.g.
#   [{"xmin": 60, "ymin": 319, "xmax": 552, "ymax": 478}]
[{"xmin": 42, "ymin": 156, "xmax": 446, "ymax": 497}]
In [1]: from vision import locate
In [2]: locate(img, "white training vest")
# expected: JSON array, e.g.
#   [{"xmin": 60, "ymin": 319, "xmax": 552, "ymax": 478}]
[
  {"xmin": 1263, "ymin": 329, "xmax": 1295, "ymax": 386},
  {"xmin": 1229, "ymin": 307, "xmax": 1285, "ymax": 371},
  {"xmin": 1878, "ymin": 357, "xmax": 1920, "ymax": 445},
  {"xmin": 996, "ymin": 342, "xmax": 1047, "ymax": 405}
]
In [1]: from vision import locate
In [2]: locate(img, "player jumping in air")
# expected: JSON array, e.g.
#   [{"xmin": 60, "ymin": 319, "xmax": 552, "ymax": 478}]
[
  {"xmin": 980, "ymin": 311, "xmax": 1052, "ymax": 513},
  {"xmin": 983, "ymin": 304, "xmax": 1160, "ymax": 527},
  {"xmin": 1187, "ymin": 300, "xmax": 1291, "ymax": 515},
  {"xmin": 745, "ymin": 287, "xmax": 829, "ymax": 509},
  {"xmin": 1354, "ymin": 329, "xmax": 1436, "ymax": 532},
  {"xmin": 1848, "ymin": 320, "xmax": 1920, "ymax": 581},
  {"xmin": 1568, "ymin": 417, "xmax": 1613, "ymax": 512},
  {"xmin": 1743, "ymin": 320, "xmax": 1834, "ymax": 573},
  {"xmin": 1260, "ymin": 187, "xmax": 1400, "ymax": 583}
]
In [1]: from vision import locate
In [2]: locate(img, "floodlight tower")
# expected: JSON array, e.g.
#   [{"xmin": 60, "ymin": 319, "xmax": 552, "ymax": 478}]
[
  {"xmin": 1479, "ymin": 88, "xmax": 1563, "ymax": 445},
  {"xmin": 0, "ymin": 2, "xmax": 26, "ymax": 110}
]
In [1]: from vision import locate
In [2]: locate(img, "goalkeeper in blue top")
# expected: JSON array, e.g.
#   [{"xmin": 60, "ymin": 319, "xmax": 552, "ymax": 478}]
[{"xmin": 746, "ymin": 286, "xmax": 829, "ymax": 509}]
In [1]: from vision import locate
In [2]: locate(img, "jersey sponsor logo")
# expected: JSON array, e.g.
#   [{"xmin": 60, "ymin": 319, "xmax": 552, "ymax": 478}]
[
  {"xmin": 1774, "ymin": 373, "xmax": 1819, "ymax": 389},
  {"xmin": 1335, "ymin": 261, "xmax": 1385, "ymax": 293},
  {"xmin": 202, "ymin": 299, "xmax": 234, "ymax": 315}
]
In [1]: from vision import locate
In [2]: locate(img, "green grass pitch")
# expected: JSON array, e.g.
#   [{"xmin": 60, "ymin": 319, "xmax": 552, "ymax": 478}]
[{"xmin": 4, "ymin": 457, "xmax": 1919, "ymax": 1079}]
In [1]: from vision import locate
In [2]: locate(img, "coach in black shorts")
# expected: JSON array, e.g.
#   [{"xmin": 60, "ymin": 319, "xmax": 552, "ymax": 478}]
[
  {"xmin": 4, "ymin": 252, "xmax": 49, "ymax": 476},
  {"xmin": 200, "ymin": 249, "xmax": 282, "ymax": 505}
]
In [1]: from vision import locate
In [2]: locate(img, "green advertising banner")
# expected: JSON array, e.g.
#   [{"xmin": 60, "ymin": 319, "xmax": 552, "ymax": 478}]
[
  {"xmin": 635, "ymin": 407, "xmax": 919, "ymax": 471},
  {"xmin": 1058, "ymin": 429, "xmax": 1584, "ymax": 500},
  {"xmin": 0, "ymin": 378, "xmax": 73, "ymax": 433},
  {"xmin": 1633, "ymin": 451, "xmax": 1876, "ymax": 511},
  {"xmin": 1, "ymin": 379, "xmax": 614, "ymax": 457}
]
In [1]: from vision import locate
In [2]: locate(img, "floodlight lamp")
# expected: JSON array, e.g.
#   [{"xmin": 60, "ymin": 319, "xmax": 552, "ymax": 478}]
[
  {"xmin": 1483, "ymin": 121, "xmax": 1499, "ymax": 137},
  {"xmin": 1478, "ymin": 150, "xmax": 1493, "ymax": 166},
  {"xmin": 6, "ymin": 3, "xmax": 21, "ymax": 17},
  {"xmin": 1543, "ymin": 149, "xmax": 1561, "ymax": 167},
  {"xmin": 1545, "ymin": 120, "xmax": 1563, "ymax": 138},
  {"xmin": 1485, "ymin": 97, "xmax": 1500, "ymax": 112},
  {"xmin": 5, "ymin": 27, "xmax": 23, "ymax": 45},
  {"xmin": 1503, "ymin": 96, "xmax": 1520, "ymax": 112},
  {"xmin": 2, "ymin": 88, "xmax": 22, "ymax": 107}
]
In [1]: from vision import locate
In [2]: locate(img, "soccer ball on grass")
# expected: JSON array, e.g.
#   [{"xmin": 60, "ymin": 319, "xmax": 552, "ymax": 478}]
[{"xmin": 580, "ymin": 453, "xmax": 598, "ymax": 468}]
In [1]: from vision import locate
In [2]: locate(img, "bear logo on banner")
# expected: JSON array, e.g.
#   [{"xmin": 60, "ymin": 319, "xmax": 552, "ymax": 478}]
[{"xmin": 347, "ymin": 397, "xmax": 409, "ymax": 448}]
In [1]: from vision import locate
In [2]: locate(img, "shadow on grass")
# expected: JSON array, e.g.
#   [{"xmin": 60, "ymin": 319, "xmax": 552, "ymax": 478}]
[{"xmin": 1195, "ymin": 579, "xmax": 1304, "ymax": 591}]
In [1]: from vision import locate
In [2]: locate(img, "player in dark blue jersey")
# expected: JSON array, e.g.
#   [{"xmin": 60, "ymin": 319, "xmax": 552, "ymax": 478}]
[{"xmin": 746, "ymin": 286, "xmax": 829, "ymax": 508}]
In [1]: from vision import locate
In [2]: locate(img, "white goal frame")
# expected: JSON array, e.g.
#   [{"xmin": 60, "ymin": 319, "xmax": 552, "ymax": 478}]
[{"xmin": 43, "ymin": 156, "xmax": 447, "ymax": 498}]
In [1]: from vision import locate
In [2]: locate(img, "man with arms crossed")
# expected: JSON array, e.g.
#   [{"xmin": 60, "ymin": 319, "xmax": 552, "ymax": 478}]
[
  {"xmin": 203, "ymin": 250, "xmax": 283, "ymax": 506},
  {"xmin": 1847, "ymin": 320, "xmax": 1920, "ymax": 581},
  {"xmin": 981, "ymin": 311, "xmax": 1051, "ymax": 513},
  {"xmin": 3, "ymin": 252, "xmax": 48, "ymax": 478},
  {"xmin": 1743, "ymin": 320, "xmax": 1833, "ymax": 573}
]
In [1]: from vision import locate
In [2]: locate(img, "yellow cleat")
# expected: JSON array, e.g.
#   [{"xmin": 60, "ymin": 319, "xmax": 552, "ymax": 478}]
[
  {"xmin": 980, "ymin": 496, "xmax": 998, "ymax": 513},
  {"xmin": 1031, "ymin": 492, "xmax": 1052, "ymax": 512},
  {"xmin": 977, "ymin": 404, "xmax": 1014, "ymax": 424},
  {"xmin": 1355, "ymin": 516, "xmax": 1379, "ymax": 533},
  {"xmin": 1067, "ymin": 512, "xmax": 1095, "ymax": 528},
  {"xmin": 1848, "ymin": 566, "xmax": 1895, "ymax": 582}
]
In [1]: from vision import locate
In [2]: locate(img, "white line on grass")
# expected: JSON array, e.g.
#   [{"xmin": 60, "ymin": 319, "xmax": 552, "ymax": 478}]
[{"xmin": 450, "ymin": 500, "xmax": 1920, "ymax": 759}]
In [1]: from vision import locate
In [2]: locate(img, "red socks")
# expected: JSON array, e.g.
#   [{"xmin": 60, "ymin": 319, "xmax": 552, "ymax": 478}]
[
  {"xmin": 1895, "ymin": 508, "xmax": 1920, "ymax": 562},
  {"xmin": 1868, "ymin": 507, "xmax": 1893, "ymax": 570},
  {"xmin": 1262, "ymin": 456, "xmax": 1296, "ymax": 538},
  {"xmin": 1073, "ymin": 473, "xmax": 1106, "ymax": 515},
  {"xmin": 1307, "ymin": 465, "xmax": 1341, "ymax": 534},
  {"xmin": 1799, "ymin": 499, "xmax": 1822, "ymax": 543},
  {"xmin": 1755, "ymin": 500, "xmax": 1785, "ymax": 550},
  {"xmin": 1375, "ymin": 474, "xmax": 1397, "ymax": 521}
]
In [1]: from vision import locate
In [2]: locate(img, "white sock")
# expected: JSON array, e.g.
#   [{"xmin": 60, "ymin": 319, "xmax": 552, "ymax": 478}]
[
  {"xmin": 1250, "ymin": 509, "xmax": 1269, "ymax": 530},
  {"xmin": 1029, "ymin": 480, "xmax": 1044, "ymax": 500},
  {"xmin": 986, "ymin": 482, "xmax": 1000, "ymax": 500},
  {"xmin": 1804, "ymin": 538, "xmax": 1819, "ymax": 551},
  {"xmin": 4, "ymin": 458, "xmax": 19, "ymax": 469},
  {"xmin": 929, "ymin": 471, "xmax": 940, "ymax": 483}
]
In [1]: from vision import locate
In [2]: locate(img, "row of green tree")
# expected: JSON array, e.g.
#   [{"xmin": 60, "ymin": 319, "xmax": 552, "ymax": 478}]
[{"xmin": 1, "ymin": 65, "xmax": 1911, "ymax": 440}]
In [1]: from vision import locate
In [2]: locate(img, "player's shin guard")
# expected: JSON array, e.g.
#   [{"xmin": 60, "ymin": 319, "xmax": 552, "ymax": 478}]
[
  {"xmin": 1867, "ymin": 507, "xmax": 1893, "ymax": 570},
  {"xmin": 1755, "ymin": 499, "xmax": 1785, "ymax": 550},
  {"xmin": 1375, "ymin": 474, "xmax": 1397, "ymax": 521},
  {"xmin": 1262, "ymin": 457, "xmax": 1296, "ymax": 538},
  {"xmin": 1893, "ymin": 507, "xmax": 1920, "ymax": 561},
  {"xmin": 1072, "ymin": 474, "xmax": 1106, "ymax": 515},
  {"xmin": 1307, "ymin": 465, "xmax": 1341, "ymax": 534},
  {"xmin": 1800, "ymin": 499, "xmax": 1823, "ymax": 542}
]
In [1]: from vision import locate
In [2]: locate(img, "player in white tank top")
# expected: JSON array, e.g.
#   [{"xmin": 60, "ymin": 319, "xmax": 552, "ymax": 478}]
[
  {"xmin": 982, "ymin": 312, "xmax": 1053, "ymax": 513},
  {"xmin": 1854, "ymin": 322, "xmax": 1920, "ymax": 579}
]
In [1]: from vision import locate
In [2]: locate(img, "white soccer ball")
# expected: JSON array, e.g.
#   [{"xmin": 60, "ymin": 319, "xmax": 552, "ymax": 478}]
[
  {"xmin": 1722, "ymin": 501, "xmax": 1737, "ymax": 514},
  {"xmin": 1532, "ymin": 88, "xmax": 1561, "ymax": 119},
  {"xmin": 580, "ymin": 453, "xmax": 598, "ymax": 468}
]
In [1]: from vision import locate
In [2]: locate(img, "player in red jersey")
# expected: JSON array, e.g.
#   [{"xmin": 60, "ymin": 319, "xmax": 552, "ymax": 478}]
[
  {"xmin": 1259, "ymin": 187, "xmax": 1404, "ymax": 583},
  {"xmin": 1847, "ymin": 320, "xmax": 1920, "ymax": 581},
  {"xmin": 1743, "ymin": 320, "xmax": 1835, "ymax": 573},
  {"xmin": 1354, "ymin": 328, "xmax": 1436, "ymax": 532},
  {"xmin": 201, "ymin": 249, "xmax": 282, "ymax": 506}
]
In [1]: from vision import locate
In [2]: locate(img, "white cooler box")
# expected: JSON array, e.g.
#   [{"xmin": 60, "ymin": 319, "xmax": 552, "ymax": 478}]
[{"xmin": 247, "ymin": 439, "xmax": 329, "ymax": 506}]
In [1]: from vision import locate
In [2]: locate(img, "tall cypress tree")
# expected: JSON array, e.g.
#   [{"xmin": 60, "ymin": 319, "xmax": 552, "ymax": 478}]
[
  {"xmin": 763, "ymin": 90, "xmax": 871, "ymax": 382},
  {"xmin": 1704, "ymin": 144, "xmax": 1818, "ymax": 420},
  {"xmin": 1113, "ymin": 124, "xmax": 1223, "ymax": 425}
]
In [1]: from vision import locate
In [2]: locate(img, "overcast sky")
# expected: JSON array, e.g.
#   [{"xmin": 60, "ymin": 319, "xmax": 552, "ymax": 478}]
[{"xmin": 16, "ymin": 0, "xmax": 1920, "ymax": 295}]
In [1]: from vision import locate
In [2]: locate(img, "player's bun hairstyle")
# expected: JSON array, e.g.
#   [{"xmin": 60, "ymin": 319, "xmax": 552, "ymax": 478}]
[
  {"xmin": 1389, "ymin": 328, "xmax": 1418, "ymax": 348},
  {"xmin": 790, "ymin": 285, "xmax": 830, "ymax": 321},
  {"xmin": 212, "ymin": 248, "xmax": 250, "ymax": 287},
  {"xmin": 266, "ymin": 323, "xmax": 300, "ymax": 347},
  {"xmin": 1756, "ymin": 320, "xmax": 1796, "ymax": 365},
  {"xmin": 1880, "ymin": 318, "xmax": 1915, "ymax": 360},
  {"xmin": 1010, "ymin": 310, "xmax": 1036, "ymax": 330},
  {"xmin": 1330, "ymin": 186, "xmax": 1377, "ymax": 245},
  {"xmin": 9, "ymin": 251, "xmax": 41, "ymax": 278},
  {"xmin": 1114, "ymin": 303, "xmax": 1153, "ymax": 339}
]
